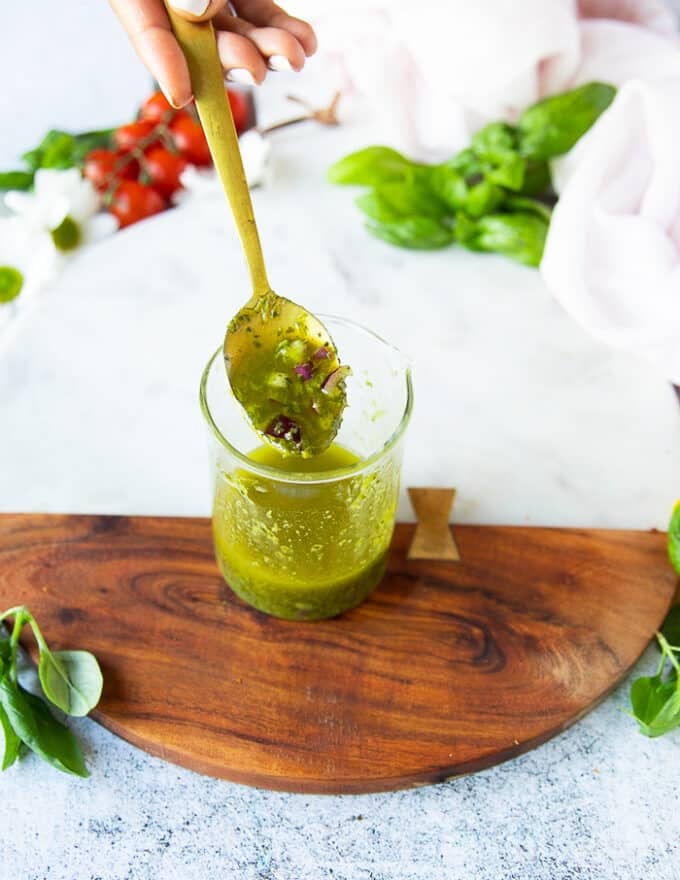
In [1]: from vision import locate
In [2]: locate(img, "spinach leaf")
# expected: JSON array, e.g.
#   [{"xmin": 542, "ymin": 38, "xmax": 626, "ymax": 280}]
[
  {"xmin": 518, "ymin": 82, "xmax": 616, "ymax": 160},
  {"xmin": 328, "ymin": 147, "xmax": 418, "ymax": 186},
  {"xmin": 0, "ymin": 678, "xmax": 89, "ymax": 777},
  {"xmin": 39, "ymin": 649, "xmax": 103, "ymax": 717},
  {"xmin": 366, "ymin": 216, "xmax": 455, "ymax": 250}
]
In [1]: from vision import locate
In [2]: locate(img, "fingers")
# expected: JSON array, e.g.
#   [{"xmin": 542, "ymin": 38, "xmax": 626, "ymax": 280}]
[
  {"xmin": 214, "ymin": 14, "xmax": 307, "ymax": 75},
  {"xmin": 109, "ymin": 0, "xmax": 317, "ymax": 105},
  {"xmin": 231, "ymin": 0, "xmax": 317, "ymax": 55},
  {"xmin": 164, "ymin": 0, "xmax": 226, "ymax": 22},
  {"xmin": 215, "ymin": 30, "xmax": 269, "ymax": 84},
  {"xmin": 108, "ymin": 0, "xmax": 193, "ymax": 107}
]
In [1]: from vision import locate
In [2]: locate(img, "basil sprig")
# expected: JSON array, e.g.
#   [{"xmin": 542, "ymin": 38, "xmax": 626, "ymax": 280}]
[
  {"xmin": 328, "ymin": 82, "xmax": 616, "ymax": 267},
  {"xmin": 628, "ymin": 504, "xmax": 680, "ymax": 738},
  {"xmin": 0, "ymin": 128, "xmax": 114, "ymax": 192},
  {"xmin": 0, "ymin": 606, "xmax": 102, "ymax": 776}
]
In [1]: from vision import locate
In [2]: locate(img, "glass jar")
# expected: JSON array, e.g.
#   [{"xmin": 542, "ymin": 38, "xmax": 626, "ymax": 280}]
[{"xmin": 200, "ymin": 315, "xmax": 413, "ymax": 620}]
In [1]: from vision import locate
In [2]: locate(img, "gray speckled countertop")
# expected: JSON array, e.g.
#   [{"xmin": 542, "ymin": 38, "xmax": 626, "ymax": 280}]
[{"xmin": 2, "ymin": 3, "xmax": 680, "ymax": 878}]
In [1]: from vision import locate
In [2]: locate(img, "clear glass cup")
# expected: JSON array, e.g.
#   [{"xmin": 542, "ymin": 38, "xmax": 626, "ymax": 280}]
[{"xmin": 200, "ymin": 315, "xmax": 413, "ymax": 620}]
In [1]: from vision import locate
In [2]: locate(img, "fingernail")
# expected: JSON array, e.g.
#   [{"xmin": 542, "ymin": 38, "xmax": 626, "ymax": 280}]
[
  {"xmin": 167, "ymin": 0, "xmax": 210, "ymax": 14},
  {"xmin": 160, "ymin": 84, "xmax": 190, "ymax": 110},
  {"xmin": 226, "ymin": 68, "xmax": 256, "ymax": 86},
  {"xmin": 268, "ymin": 55, "xmax": 293, "ymax": 72}
]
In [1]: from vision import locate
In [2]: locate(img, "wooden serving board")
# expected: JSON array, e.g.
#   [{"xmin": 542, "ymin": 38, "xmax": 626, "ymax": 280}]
[{"xmin": 0, "ymin": 514, "xmax": 675, "ymax": 794}]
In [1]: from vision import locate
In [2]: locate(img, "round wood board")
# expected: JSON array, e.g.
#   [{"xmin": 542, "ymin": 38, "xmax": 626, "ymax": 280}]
[{"xmin": 0, "ymin": 514, "xmax": 675, "ymax": 794}]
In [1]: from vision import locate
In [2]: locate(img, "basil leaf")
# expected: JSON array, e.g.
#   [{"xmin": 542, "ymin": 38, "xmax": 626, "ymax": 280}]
[
  {"xmin": 518, "ymin": 82, "xmax": 617, "ymax": 160},
  {"xmin": 485, "ymin": 154, "xmax": 526, "ymax": 191},
  {"xmin": 429, "ymin": 164, "xmax": 468, "ymax": 211},
  {"xmin": 21, "ymin": 128, "xmax": 114, "ymax": 173},
  {"xmin": 0, "ymin": 678, "xmax": 89, "ymax": 777},
  {"xmin": 505, "ymin": 196, "xmax": 553, "ymax": 223},
  {"xmin": 357, "ymin": 182, "xmax": 450, "ymax": 224},
  {"xmin": 520, "ymin": 160, "xmax": 552, "ymax": 196},
  {"xmin": 0, "ymin": 170, "xmax": 35, "ymax": 191},
  {"xmin": 429, "ymin": 165, "xmax": 505, "ymax": 217},
  {"xmin": 471, "ymin": 122, "xmax": 518, "ymax": 164},
  {"xmin": 630, "ymin": 674, "xmax": 680, "ymax": 738},
  {"xmin": 0, "ymin": 702, "xmax": 21, "ymax": 771},
  {"xmin": 39, "ymin": 649, "xmax": 103, "ymax": 717},
  {"xmin": 366, "ymin": 216, "xmax": 455, "ymax": 250},
  {"xmin": 660, "ymin": 606, "xmax": 680, "ymax": 649},
  {"xmin": 456, "ymin": 212, "xmax": 549, "ymax": 267},
  {"xmin": 464, "ymin": 179, "xmax": 506, "ymax": 218},
  {"xmin": 669, "ymin": 501, "xmax": 680, "ymax": 575},
  {"xmin": 328, "ymin": 147, "xmax": 418, "ymax": 186}
]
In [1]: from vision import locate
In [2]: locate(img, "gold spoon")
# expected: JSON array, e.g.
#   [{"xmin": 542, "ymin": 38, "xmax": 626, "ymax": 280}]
[{"xmin": 165, "ymin": 10, "xmax": 349, "ymax": 456}]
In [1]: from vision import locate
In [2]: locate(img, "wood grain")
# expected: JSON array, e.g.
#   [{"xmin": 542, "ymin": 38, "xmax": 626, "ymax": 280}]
[{"xmin": 0, "ymin": 514, "xmax": 675, "ymax": 794}]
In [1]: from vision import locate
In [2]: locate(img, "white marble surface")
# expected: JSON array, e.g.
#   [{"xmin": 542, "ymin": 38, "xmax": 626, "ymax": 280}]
[
  {"xmin": 1, "ymin": 118, "xmax": 680, "ymax": 527},
  {"xmin": 1, "ymin": 4, "xmax": 680, "ymax": 880}
]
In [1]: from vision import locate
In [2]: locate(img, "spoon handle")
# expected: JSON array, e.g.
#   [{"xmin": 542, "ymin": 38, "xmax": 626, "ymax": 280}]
[{"xmin": 164, "ymin": 8, "xmax": 270, "ymax": 297}]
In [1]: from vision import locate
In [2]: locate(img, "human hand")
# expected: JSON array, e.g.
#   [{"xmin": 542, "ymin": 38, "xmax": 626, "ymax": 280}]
[{"xmin": 109, "ymin": 0, "xmax": 317, "ymax": 108}]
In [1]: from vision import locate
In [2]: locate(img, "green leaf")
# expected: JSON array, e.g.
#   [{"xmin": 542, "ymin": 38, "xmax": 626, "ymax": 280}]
[
  {"xmin": 520, "ymin": 160, "xmax": 552, "ymax": 196},
  {"xmin": 518, "ymin": 82, "xmax": 617, "ymax": 160},
  {"xmin": 486, "ymin": 154, "xmax": 526, "ymax": 191},
  {"xmin": 661, "ymin": 606, "xmax": 680, "ymax": 649},
  {"xmin": 456, "ymin": 212, "xmax": 549, "ymax": 267},
  {"xmin": 0, "ymin": 170, "xmax": 35, "ymax": 191},
  {"xmin": 471, "ymin": 122, "xmax": 519, "ymax": 163},
  {"xmin": 366, "ymin": 216, "xmax": 455, "ymax": 250},
  {"xmin": 429, "ymin": 163, "xmax": 505, "ymax": 218},
  {"xmin": 0, "ymin": 702, "xmax": 21, "ymax": 771},
  {"xmin": 0, "ymin": 678, "xmax": 89, "ymax": 776},
  {"xmin": 39, "ymin": 649, "xmax": 103, "ymax": 717},
  {"xmin": 356, "ymin": 182, "xmax": 450, "ymax": 225},
  {"xmin": 464, "ymin": 179, "xmax": 506, "ymax": 218},
  {"xmin": 669, "ymin": 500, "xmax": 680, "ymax": 575},
  {"xmin": 328, "ymin": 147, "xmax": 418, "ymax": 186},
  {"xmin": 505, "ymin": 196, "xmax": 553, "ymax": 223},
  {"xmin": 428, "ymin": 164, "xmax": 469, "ymax": 211},
  {"xmin": 21, "ymin": 128, "xmax": 114, "ymax": 173},
  {"xmin": 630, "ymin": 673, "xmax": 680, "ymax": 737}
]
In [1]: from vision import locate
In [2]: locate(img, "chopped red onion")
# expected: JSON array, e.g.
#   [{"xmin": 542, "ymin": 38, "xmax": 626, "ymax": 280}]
[
  {"xmin": 313, "ymin": 346, "xmax": 331, "ymax": 360},
  {"xmin": 265, "ymin": 415, "xmax": 302, "ymax": 446},
  {"xmin": 294, "ymin": 362, "xmax": 313, "ymax": 381},
  {"xmin": 321, "ymin": 365, "xmax": 352, "ymax": 394}
]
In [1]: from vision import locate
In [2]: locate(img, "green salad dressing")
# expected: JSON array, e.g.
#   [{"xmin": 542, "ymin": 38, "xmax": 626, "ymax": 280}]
[
  {"xmin": 212, "ymin": 442, "xmax": 400, "ymax": 620},
  {"xmin": 226, "ymin": 296, "xmax": 350, "ymax": 458}
]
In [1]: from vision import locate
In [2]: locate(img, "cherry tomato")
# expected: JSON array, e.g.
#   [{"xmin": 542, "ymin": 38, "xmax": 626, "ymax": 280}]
[
  {"xmin": 109, "ymin": 181, "xmax": 166, "ymax": 228},
  {"xmin": 143, "ymin": 146, "xmax": 187, "ymax": 199},
  {"xmin": 169, "ymin": 112, "xmax": 212, "ymax": 166},
  {"xmin": 83, "ymin": 149, "xmax": 138, "ymax": 191},
  {"xmin": 227, "ymin": 89, "xmax": 251, "ymax": 134},
  {"xmin": 140, "ymin": 90, "xmax": 175, "ymax": 123},
  {"xmin": 113, "ymin": 120, "xmax": 158, "ymax": 152}
]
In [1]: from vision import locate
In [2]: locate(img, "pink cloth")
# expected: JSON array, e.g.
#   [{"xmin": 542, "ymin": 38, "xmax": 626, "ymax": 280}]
[
  {"xmin": 541, "ymin": 78, "xmax": 680, "ymax": 383},
  {"xmin": 290, "ymin": 0, "xmax": 680, "ymax": 157}
]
